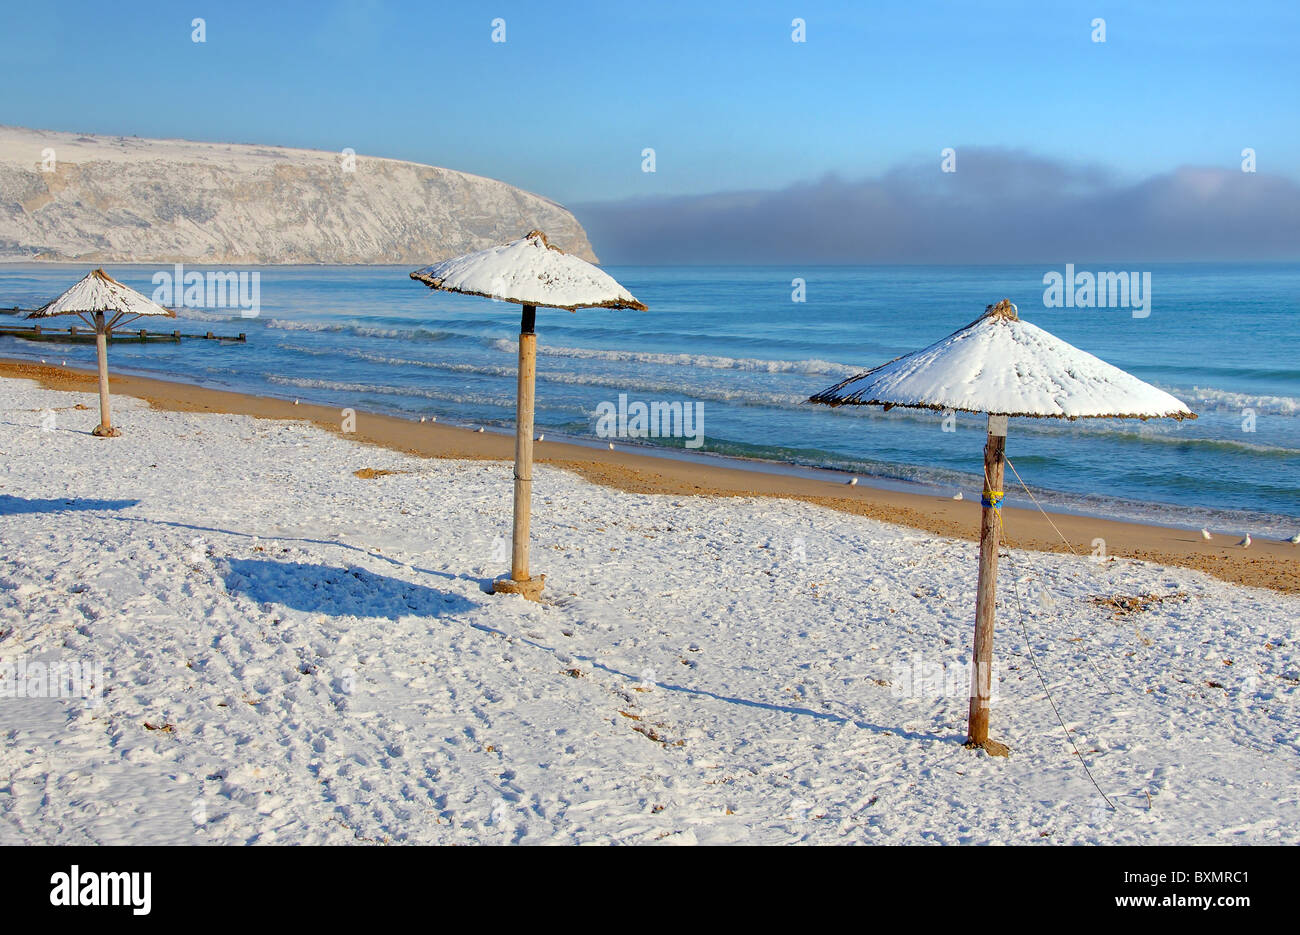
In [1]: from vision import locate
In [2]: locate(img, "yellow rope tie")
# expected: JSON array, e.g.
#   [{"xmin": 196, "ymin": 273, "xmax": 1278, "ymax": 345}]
[{"xmin": 981, "ymin": 489, "xmax": 1004, "ymax": 509}]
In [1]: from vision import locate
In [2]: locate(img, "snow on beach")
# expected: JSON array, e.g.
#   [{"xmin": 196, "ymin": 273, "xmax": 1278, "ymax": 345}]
[{"xmin": 1, "ymin": 376, "xmax": 1297, "ymax": 845}]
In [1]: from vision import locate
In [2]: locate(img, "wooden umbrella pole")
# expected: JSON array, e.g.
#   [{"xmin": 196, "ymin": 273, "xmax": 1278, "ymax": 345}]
[
  {"xmin": 503, "ymin": 304, "xmax": 541, "ymax": 596},
  {"xmin": 966, "ymin": 413, "xmax": 1008, "ymax": 754},
  {"xmin": 92, "ymin": 311, "xmax": 119, "ymax": 438}
]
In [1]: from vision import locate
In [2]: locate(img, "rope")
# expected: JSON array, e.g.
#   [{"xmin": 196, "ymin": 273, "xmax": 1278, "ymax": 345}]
[
  {"xmin": 997, "ymin": 454, "xmax": 1274, "ymax": 797},
  {"xmin": 1004, "ymin": 457, "xmax": 1078, "ymax": 557},
  {"xmin": 1003, "ymin": 455, "xmax": 1116, "ymax": 693},
  {"xmin": 993, "ymin": 507, "xmax": 1117, "ymax": 810}
]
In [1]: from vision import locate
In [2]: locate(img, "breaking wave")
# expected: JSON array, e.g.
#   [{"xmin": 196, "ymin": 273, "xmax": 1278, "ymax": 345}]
[
  {"xmin": 489, "ymin": 338, "xmax": 863, "ymax": 378},
  {"xmin": 266, "ymin": 319, "xmax": 458, "ymax": 342},
  {"xmin": 265, "ymin": 375, "xmax": 517, "ymax": 410}
]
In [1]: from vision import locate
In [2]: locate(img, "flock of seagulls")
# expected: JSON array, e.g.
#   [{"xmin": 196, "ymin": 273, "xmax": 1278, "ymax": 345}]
[
  {"xmin": 1202, "ymin": 528, "xmax": 1252, "ymax": 547},
  {"xmin": 825, "ymin": 494, "xmax": 1294, "ymax": 549},
  {"xmin": 1199, "ymin": 529, "xmax": 1300, "ymax": 548}
]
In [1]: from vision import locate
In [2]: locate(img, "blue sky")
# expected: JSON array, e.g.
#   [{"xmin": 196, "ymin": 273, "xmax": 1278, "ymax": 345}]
[{"xmin": 2, "ymin": 0, "xmax": 1296, "ymax": 205}]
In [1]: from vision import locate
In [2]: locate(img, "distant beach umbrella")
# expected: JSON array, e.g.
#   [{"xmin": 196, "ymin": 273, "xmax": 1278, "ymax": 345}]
[
  {"xmin": 28, "ymin": 269, "xmax": 175, "ymax": 437},
  {"xmin": 809, "ymin": 299, "xmax": 1194, "ymax": 754},
  {"xmin": 410, "ymin": 230, "xmax": 646, "ymax": 601}
]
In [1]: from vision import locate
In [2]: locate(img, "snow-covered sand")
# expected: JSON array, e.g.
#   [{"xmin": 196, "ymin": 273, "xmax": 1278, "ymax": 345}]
[{"xmin": 1, "ymin": 376, "xmax": 1297, "ymax": 845}]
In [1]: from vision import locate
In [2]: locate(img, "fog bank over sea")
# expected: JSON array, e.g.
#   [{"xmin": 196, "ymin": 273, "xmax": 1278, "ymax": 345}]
[{"xmin": 575, "ymin": 149, "xmax": 1300, "ymax": 265}]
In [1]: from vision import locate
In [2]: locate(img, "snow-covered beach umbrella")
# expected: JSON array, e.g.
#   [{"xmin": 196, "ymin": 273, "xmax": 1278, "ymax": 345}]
[
  {"xmin": 28, "ymin": 269, "xmax": 175, "ymax": 437},
  {"xmin": 410, "ymin": 230, "xmax": 646, "ymax": 601},
  {"xmin": 809, "ymin": 299, "xmax": 1194, "ymax": 754}
]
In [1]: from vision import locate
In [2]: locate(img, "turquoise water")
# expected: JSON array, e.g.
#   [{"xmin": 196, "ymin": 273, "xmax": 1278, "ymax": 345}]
[{"xmin": 3, "ymin": 263, "xmax": 1298, "ymax": 537}]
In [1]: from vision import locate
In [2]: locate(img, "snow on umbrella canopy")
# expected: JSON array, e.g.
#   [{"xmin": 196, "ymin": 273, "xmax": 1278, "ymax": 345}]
[
  {"xmin": 809, "ymin": 300, "xmax": 1194, "ymax": 420},
  {"xmin": 28, "ymin": 268, "xmax": 175, "ymax": 323},
  {"xmin": 28, "ymin": 268, "xmax": 175, "ymax": 437},
  {"xmin": 808, "ymin": 299, "xmax": 1194, "ymax": 756},
  {"xmin": 408, "ymin": 231, "xmax": 646, "ymax": 602},
  {"xmin": 409, "ymin": 230, "xmax": 647, "ymax": 311}
]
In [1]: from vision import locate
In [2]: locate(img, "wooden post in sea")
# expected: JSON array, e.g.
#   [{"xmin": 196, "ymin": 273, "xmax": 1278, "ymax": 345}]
[
  {"xmin": 966, "ymin": 413, "xmax": 1008, "ymax": 754},
  {"xmin": 504, "ymin": 304, "xmax": 540, "ymax": 596},
  {"xmin": 91, "ymin": 310, "xmax": 119, "ymax": 437}
]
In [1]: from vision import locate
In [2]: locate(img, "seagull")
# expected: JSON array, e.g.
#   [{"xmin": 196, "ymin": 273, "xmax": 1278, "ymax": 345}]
[
  {"xmin": 294, "ymin": 399, "xmax": 299, "ymax": 405},
  {"xmin": 40, "ymin": 359, "xmax": 45, "ymax": 364},
  {"xmin": 420, "ymin": 416, "xmax": 426, "ymax": 423},
  {"xmin": 537, "ymin": 434, "xmax": 544, "ymax": 442},
  {"xmin": 1287, "ymin": 533, "xmax": 1300, "ymax": 545},
  {"xmin": 1201, "ymin": 529, "xmax": 1212, "ymax": 541},
  {"xmin": 847, "ymin": 477, "xmax": 858, "ymax": 486},
  {"xmin": 61, "ymin": 360, "xmax": 66, "ymax": 366},
  {"xmin": 953, "ymin": 491, "xmax": 963, "ymax": 501},
  {"xmin": 476, "ymin": 427, "xmax": 485, "ymax": 433},
  {"xmin": 608, "ymin": 442, "xmax": 614, "ymax": 449},
  {"xmin": 1237, "ymin": 533, "xmax": 1252, "ymax": 548},
  {"xmin": 430, "ymin": 416, "xmax": 436, "ymax": 422}
]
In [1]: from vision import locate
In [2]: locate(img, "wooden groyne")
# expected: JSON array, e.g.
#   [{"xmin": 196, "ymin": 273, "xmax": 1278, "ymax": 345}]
[{"xmin": 1, "ymin": 309, "xmax": 246, "ymax": 344}]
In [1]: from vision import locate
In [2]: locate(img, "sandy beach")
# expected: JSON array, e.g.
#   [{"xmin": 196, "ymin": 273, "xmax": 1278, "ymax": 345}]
[
  {"xmin": 2, "ymin": 368, "xmax": 1298, "ymax": 845},
  {"xmin": 3, "ymin": 357, "xmax": 1295, "ymax": 594}
]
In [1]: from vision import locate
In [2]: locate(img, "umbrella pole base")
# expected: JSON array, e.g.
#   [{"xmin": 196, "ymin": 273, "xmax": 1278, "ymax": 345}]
[
  {"xmin": 963, "ymin": 738, "xmax": 1010, "ymax": 757},
  {"xmin": 92, "ymin": 424, "xmax": 121, "ymax": 438},
  {"xmin": 492, "ymin": 574, "xmax": 545, "ymax": 602}
]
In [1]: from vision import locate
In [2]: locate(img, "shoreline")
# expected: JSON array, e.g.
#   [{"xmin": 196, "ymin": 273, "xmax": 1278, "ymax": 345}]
[{"xmin": 3, "ymin": 356, "xmax": 1297, "ymax": 594}]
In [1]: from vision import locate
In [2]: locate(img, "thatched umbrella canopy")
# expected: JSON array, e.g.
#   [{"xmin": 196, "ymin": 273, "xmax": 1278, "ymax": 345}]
[
  {"xmin": 810, "ymin": 299, "xmax": 1194, "ymax": 754},
  {"xmin": 410, "ymin": 230, "xmax": 646, "ymax": 601},
  {"xmin": 28, "ymin": 269, "xmax": 175, "ymax": 437}
]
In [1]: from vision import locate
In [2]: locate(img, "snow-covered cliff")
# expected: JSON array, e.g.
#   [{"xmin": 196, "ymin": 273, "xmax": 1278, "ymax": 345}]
[{"xmin": 0, "ymin": 126, "xmax": 597, "ymax": 264}]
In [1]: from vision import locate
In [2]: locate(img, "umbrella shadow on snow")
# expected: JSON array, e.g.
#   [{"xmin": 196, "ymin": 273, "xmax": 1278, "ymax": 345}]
[
  {"xmin": 104, "ymin": 515, "xmax": 499, "ymax": 591},
  {"xmin": 0, "ymin": 494, "xmax": 141, "ymax": 516},
  {"xmin": 97, "ymin": 516, "xmax": 954, "ymax": 742},
  {"xmin": 221, "ymin": 558, "xmax": 479, "ymax": 621}
]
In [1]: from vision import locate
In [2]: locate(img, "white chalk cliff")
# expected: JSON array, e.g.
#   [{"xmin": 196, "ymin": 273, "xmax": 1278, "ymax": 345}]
[{"xmin": 0, "ymin": 126, "xmax": 597, "ymax": 264}]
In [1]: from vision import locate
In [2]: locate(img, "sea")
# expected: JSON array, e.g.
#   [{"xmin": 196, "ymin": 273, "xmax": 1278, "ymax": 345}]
[{"xmin": 2, "ymin": 263, "xmax": 1297, "ymax": 539}]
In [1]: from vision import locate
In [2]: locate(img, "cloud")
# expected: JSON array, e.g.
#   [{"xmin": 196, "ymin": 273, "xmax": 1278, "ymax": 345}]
[{"xmin": 573, "ymin": 148, "xmax": 1300, "ymax": 265}]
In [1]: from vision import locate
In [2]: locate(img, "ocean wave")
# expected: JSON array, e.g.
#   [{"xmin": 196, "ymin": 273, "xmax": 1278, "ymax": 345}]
[
  {"xmin": 275, "ymin": 342, "xmax": 830, "ymax": 411},
  {"xmin": 266, "ymin": 319, "xmax": 458, "ymax": 342},
  {"xmin": 265, "ymin": 375, "xmax": 517, "ymax": 410},
  {"xmin": 489, "ymin": 338, "xmax": 862, "ymax": 378},
  {"xmin": 1174, "ymin": 385, "xmax": 1300, "ymax": 417},
  {"xmin": 276, "ymin": 343, "xmax": 515, "ymax": 377},
  {"xmin": 268, "ymin": 345, "xmax": 1300, "ymax": 444},
  {"xmin": 171, "ymin": 307, "xmax": 245, "ymax": 323},
  {"xmin": 1007, "ymin": 419, "xmax": 1300, "ymax": 456},
  {"xmin": 549, "ymin": 373, "xmax": 813, "ymax": 410}
]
